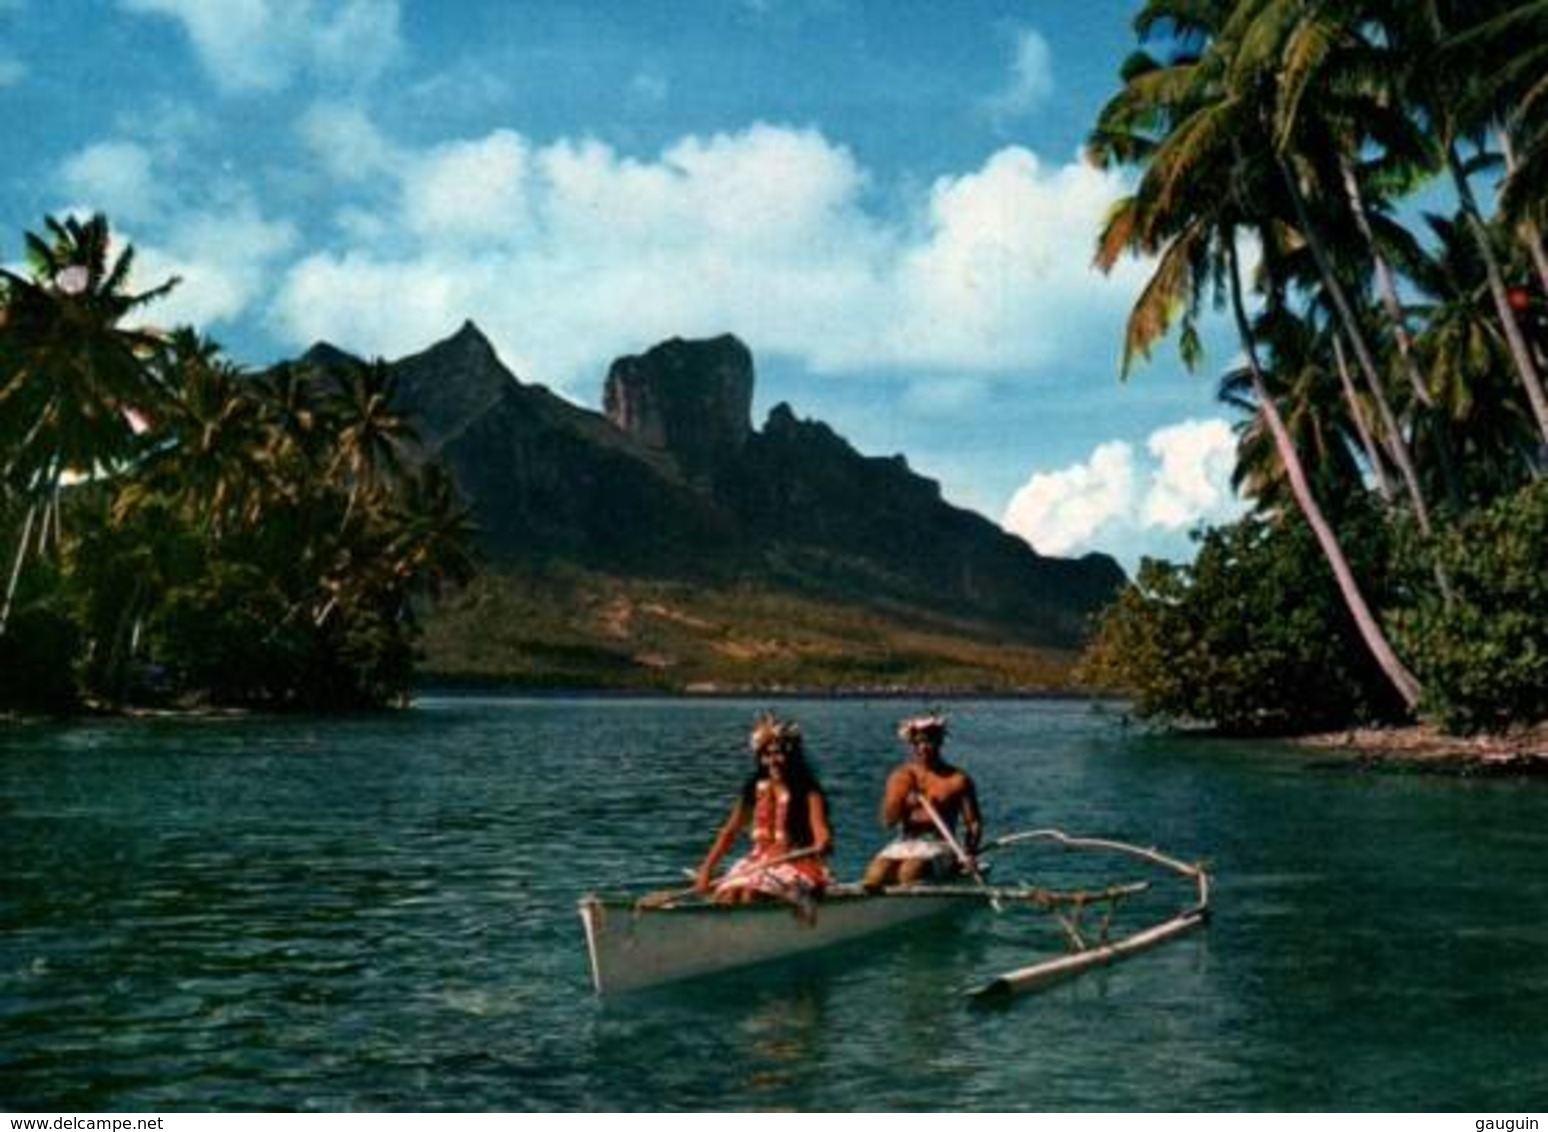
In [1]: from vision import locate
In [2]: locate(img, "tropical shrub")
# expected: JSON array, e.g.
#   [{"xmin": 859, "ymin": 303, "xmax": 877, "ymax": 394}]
[
  {"xmin": 0, "ymin": 599, "xmax": 81, "ymax": 714},
  {"xmin": 1080, "ymin": 513, "xmax": 1408, "ymax": 734},
  {"xmin": 1391, "ymin": 482, "xmax": 1548, "ymax": 733}
]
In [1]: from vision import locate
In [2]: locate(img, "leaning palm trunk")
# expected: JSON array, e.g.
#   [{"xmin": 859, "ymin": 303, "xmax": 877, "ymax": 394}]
[
  {"xmin": 1279, "ymin": 157, "xmax": 1435, "ymax": 534},
  {"xmin": 1447, "ymin": 144, "xmax": 1548, "ymax": 449},
  {"xmin": 0, "ymin": 501, "xmax": 39, "ymax": 636},
  {"xmin": 1338, "ymin": 147, "xmax": 1467, "ymax": 511},
  {"xmin": 1228, "ymin": 243, "xmax": 1422, "ymax": 711},
  {"xmin": 1339, "ymin": 155, "xmax": 1435, "ymax": 410},
  {"xmin": 0, "ymin": 458, "xmax": 64, "ymax": 635},
  {"xmin": 1331, "ymin": 333, "xmax": 1395, "ymax": 504},
  {"xmin": 1499, "ymin": 130, "xmax": 1548, "ymax": 299},
  {"xmin": 1525, "ymin": 228, "xmax": 1548, "ymax": 308}
]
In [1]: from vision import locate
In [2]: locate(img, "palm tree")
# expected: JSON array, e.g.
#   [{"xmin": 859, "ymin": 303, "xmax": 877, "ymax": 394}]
[
  {"xmin": 117, "ymin": 329, "xmax": 273, "ymax": 539},
  {"xmin": 1449, "ymin": 1, "xmax": 1548, "ymax": 288},
  {"xmin": 1089, "ymin": 0, "xmax": 1423, "ymax": 709},
  {"xmin": 1410, "ymin": 212, "xmax": 1543, "ymax": 498},
  {"xmin": 1229, "ymin": 0, "xmax": 1441, "ymax": 532},
  {"xmin": 1388, "ymin": 0, "xmax": 1548, "ymax": 448},
  {"xmin": 255, "ymin": 362, "xmax": 333, "ymax": 479},
  {"xmin": 324, "ymin": 359, "xmax": 419, "ymax": 524},
  {"xmin": 384, "ymin": 463, "xmax": 480, "ymax": 601},
  {"xmin": 1328, "ymin": 331, "xmax": 1397, "ymax": 505},
  {"xmin": 0, "ymin": 213, "xmax": 178, "ymax": 633},
  {"xmin": 1219, "ymin": 305, "xmax": 1375, "ymax": 514}
]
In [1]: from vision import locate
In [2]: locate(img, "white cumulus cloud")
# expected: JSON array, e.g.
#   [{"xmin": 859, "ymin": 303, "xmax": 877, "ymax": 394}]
[
  {"xmin": 268, "ymin": 117, "xmax": 1142, "ymax": 396},
  {"xmin": 1002, "ymin": 441, "xmax": 1138, "ymax": 557},
  {"xmin": 274, "ymin": 252, "xmax": 492, "ymax": 367},
  {"xmin": 298, "ymin": 101, "xmax": 401, "ymax": 182},
  {"xmin": 119, "ymin": 0, "xmax": 402, "ymax": 93},
  {"xmin": 402, "ymin": 130, "xmax": 533, "ymax": 248},
  {"xmin": 1143, "ymin": 418, "xmax": 1239, "ymax": 530},
  {"xmin": 59, "ymin": 141, "xmax": 164, "ymax": 224},
  {"xmin": 53, "ymin": 133, "xmax": 298, "ymax": 336},
  {"xmin": 884, "ymin": 146, "xmax": 1137, "ymax": 374},
  {"xmin": 133, "ymin": 201, "xmax": 300, "ymax": 331},
  {"xmin": 1002, "ymin": 419, "xmax": 1245, "ymax": 566}
]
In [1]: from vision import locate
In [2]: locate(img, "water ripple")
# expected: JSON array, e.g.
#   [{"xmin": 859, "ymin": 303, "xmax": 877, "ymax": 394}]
[{"xmin": 3, "ymin": 698, "xmax": 1547, "ymax": 1110}]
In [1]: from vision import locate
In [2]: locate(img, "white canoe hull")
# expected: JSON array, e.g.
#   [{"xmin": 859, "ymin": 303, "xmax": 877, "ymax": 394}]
[{"xmin": 579, "ymin": 885, "xmax": 968, "ymax": 994}]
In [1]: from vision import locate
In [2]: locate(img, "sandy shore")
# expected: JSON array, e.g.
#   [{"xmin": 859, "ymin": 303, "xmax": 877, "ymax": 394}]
[{"xmin": 1293, "ymin": 722, "xmax": 1548, "ymax": 776}]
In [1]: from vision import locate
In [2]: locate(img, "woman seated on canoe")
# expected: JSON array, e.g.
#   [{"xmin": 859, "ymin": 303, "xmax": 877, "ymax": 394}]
[
  {"xmin": 694, "ymin": 715, "xmax": 833, "ymax": 905},
  {"xmin": 862, "ymin": 713, "xmax": 982, "ymax": 889}
]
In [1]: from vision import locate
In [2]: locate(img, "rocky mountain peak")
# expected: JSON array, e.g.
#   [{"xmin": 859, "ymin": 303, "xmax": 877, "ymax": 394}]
[
  {"xmin": 764, "ymin": 402, "xmax": 800, "ymax": 433},
  {"xmin": 441, "ymin": 319, "xmax": 502, "ymax": 364},
  {"xmin": 603, "ymin": 334, "xmax": 754, "ymax": 482},
  {"xmin": 390, "ymin": 321, "xmax": 519, "ymax": 451},
  {"xmin": 279, "ymin": 324, "xmax": 1126, "ymax": 658},
  {"xmin": 299, "ymin": 341, "xmax": 362, "ymax": 369}
]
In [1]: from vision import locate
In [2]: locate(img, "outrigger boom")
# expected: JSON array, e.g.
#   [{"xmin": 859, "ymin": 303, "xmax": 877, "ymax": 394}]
[{"xmin": 966, "ymin": 829, "xmax": 1211, "ymax": 1001}]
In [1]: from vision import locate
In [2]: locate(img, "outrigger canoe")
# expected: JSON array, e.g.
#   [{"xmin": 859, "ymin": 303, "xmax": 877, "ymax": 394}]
[
  {"xmin": 579, "ymin": 828, "xmax": 1211, "ymax": 999},
  {"xmin": 580, "ymin": 882, "xmax": 969, "ymax": 995}
]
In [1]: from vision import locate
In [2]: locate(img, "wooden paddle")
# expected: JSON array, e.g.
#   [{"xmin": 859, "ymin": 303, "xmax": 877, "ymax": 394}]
[{"xmin": 915, "ymin": 792, "xmax": 1000, "ymax": 912}]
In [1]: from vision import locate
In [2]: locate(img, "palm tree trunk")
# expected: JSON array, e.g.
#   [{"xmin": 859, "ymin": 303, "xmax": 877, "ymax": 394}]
[
  {"xmin": 1498, "ymin": 129, "xmax": 1548, "ymax": 298},
  {"xmin": 1228, "ymin": 241, "xmax": 1422, "ymax": 711},
  {"xmin": 102, "ymin": 584, "xmax": 144, "ymax": 707},
  {"xmin": 0, "ymin": 502, "xmax": 39, "ymax": 636},
  {"xmin": 1522, "ymin": 226, "xmax": 1548, "ymax": 311},
  {"xmin": 1340, "ymin": 155, "xmax": 1464, "ymax": 510},
  {"xmin": 1331, "ymin": 333, "xmax": 1395, "ymax": 503},
  {"xmin": 42, "ymin": 484, "xmax": 62, "ymax": 558},
  {"xmin": 1447, "ymin": 143, "xmax": 1548, "ymax": 448},
  {"xmin": 1339, "ymin": 154, "xmax": 1434, "ymax": 409},
  {"xmin": 1279, "ymin": 156, "xmax": 1435, "ymax": 534}
]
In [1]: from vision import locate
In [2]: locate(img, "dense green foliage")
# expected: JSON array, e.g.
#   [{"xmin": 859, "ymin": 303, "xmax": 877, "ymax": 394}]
[
  {"xmin": 1390, "ymin": 482, "xmax": 1548, "ymax": 732},
  {"xmin": 1084, "ymin": 0, "xmax": 1548, "ymax": 734},
  {"xmin": 1082, "ymin": 514, "xmax": 1408, "ymax": 733},
  {"xmin": 0, "ymin": 580, "xmax": 79, "ymax": 714},
  {"xmin": 1, "ymin": 215, "xmax": 478, "ymax": 713}
]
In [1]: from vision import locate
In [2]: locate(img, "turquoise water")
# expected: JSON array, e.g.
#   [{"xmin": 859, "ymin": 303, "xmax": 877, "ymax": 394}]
[{"xmin": 2, "ymin": 696, "xmax": 1546, "ymax": 1111}]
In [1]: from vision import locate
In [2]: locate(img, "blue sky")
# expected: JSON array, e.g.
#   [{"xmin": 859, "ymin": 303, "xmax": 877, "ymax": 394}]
[{"xmin": 0, "ymin": 0, "xmax": 1247, "ymax": 571}]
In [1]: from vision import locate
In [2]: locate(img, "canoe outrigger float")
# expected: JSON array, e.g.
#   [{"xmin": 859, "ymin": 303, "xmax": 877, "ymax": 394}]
[{"xmin": 578, "ymin": 828, "xmax": 1210, "ymax": 1000}]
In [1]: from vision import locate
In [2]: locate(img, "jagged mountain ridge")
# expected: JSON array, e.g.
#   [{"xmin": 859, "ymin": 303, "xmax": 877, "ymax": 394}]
[{"xmin": 297, "ymin": 322, "xmax": 1125, "ymax": 650}]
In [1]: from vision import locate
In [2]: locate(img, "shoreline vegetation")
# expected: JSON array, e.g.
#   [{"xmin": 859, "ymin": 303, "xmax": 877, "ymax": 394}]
[
  {"xmin": 1, "ymin": 216, "xmax": 478, "ymax": 715},
  {"xmin": 1077, "ymin": 1, "xmax": 1548, "ymax": 746}
]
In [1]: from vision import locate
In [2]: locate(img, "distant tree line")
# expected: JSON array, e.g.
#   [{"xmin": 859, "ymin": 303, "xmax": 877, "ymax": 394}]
[
  {"xmin": 1080, "ymin": 0, "xmax": 1548, "ymax": 734},
  {"xmin": 0, "ymin": 214, "xmax": 478, "ymax": 713}
]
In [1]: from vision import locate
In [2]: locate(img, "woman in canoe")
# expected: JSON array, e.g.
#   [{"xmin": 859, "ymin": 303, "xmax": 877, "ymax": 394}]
[{"xmin": 695, "ymin": 714, "xmax": 833, "ymax": 905}]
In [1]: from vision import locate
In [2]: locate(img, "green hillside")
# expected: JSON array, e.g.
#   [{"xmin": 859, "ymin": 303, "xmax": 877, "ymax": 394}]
[{"xmin": 419, "ymin": 569, "xmax": 1081, "ymax": 693}]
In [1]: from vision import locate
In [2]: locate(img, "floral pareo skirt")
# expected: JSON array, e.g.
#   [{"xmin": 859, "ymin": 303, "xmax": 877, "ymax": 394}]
[{"xmin": 715, "ymin": 850, "xmax": 831, "ymax": 900}]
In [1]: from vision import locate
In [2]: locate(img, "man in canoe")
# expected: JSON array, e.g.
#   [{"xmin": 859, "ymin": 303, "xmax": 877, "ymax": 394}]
[
  {"xmin": 694, "ymin": 714, "xmax": 834, "ymax": 905},
  {"xmin": 862, "ymin": 713, "xmax": 983, "ymax": 889}
]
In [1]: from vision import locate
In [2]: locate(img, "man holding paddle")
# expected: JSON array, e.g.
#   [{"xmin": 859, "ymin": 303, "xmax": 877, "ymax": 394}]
[{"xmin": 862, "ymin": 713, "xmax": 983, "ymax": 890}]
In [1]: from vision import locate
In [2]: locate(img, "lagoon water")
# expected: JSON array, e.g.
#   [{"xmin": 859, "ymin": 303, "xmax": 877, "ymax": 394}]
[{"xmin": 2, "ymin": 696, "xmax": 1546, "ymax": 1111}]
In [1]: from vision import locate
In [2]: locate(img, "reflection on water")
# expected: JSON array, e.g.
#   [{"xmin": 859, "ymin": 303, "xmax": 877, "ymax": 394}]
[{"xmin": 2, "ymin": 697, "xmax": 1547, "ymax": 1110}]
